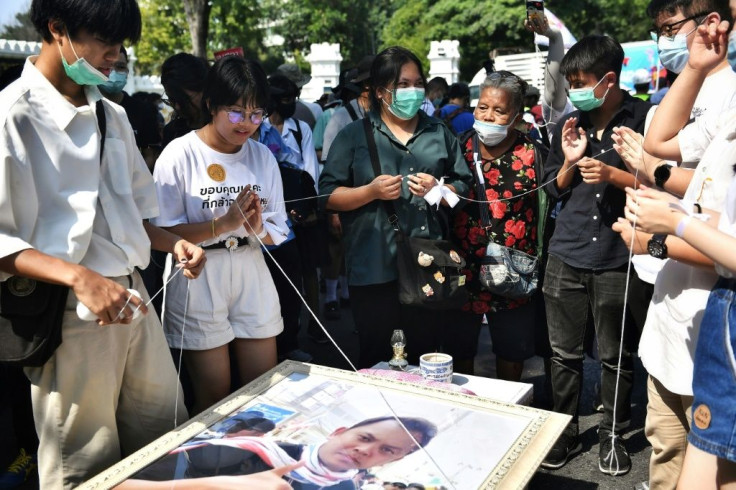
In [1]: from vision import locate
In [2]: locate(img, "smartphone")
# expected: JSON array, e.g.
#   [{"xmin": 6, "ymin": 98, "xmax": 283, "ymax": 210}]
[{"xmin": 526, "ymin": 0, "xmax": 545, "ymax": 28}]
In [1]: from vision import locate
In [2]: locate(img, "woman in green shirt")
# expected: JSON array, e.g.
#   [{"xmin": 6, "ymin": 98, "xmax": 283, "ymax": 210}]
[{"xmin": 319, "ymin": 46, "xmax": 473, "ymax": 369}]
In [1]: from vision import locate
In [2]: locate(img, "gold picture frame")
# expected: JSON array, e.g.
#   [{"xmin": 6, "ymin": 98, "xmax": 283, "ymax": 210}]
[{"xmin": 82, "ymin": 361, "xmax": 570, "ymax": 490}]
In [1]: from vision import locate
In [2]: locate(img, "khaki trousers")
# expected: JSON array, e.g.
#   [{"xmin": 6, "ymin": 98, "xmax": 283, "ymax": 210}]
[
  {"xmin": 25, "ymin": 272, "xmax": 187, "ymax": 489},
  {"xmin": 645, "ymin": 375, "xmax": 693, "ymax": 490}
]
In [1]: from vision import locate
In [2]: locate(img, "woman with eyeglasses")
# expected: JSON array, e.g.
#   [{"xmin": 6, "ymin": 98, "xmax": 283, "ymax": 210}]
[
  {"xmin": 151, "ymin": 56, "xmax": 289, "ymax": 414},
  {"xmin": 450, "ymin": 71, "xmax": 550, "ymax": 381},
  {"xmin": 319, "ymin": 46, "xmax": 473, "ymax": 369}
]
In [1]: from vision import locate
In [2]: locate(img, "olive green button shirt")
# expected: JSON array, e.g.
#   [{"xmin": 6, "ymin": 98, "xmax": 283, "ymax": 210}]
[{"xmin": 319, "ymin": 110, "xmax": 473, "ymax": 286}]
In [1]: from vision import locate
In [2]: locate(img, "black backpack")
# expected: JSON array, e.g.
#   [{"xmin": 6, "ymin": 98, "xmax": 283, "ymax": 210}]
[{"xmin": 278, "ymin": 161, "xmax": 317, "ymax": 225}]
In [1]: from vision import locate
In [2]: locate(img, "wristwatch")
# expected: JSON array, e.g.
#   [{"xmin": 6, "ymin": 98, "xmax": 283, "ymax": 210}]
[
  {"xmin": 654, "ymin": 164, "xmax": 671, "ymax": 189},
  {"xmin": 647, "ymin": 234, "xmax": 668, "ymax": 259}
]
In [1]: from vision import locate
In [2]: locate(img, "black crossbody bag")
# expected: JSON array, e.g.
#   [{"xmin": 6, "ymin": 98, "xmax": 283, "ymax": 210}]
[
  {"xmin": 0, "ymin": 100, "xmax": 107, "ymax": 366},
  {"xmin": 362, "ymin": 118, "xmax": 468, "ymax": 310}
]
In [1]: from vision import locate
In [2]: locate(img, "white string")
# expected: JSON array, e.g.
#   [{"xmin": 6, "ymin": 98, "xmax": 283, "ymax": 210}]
[
  {"xmin": 237, "ymin": 209, "xmax": 457, "ymax": 488},
  {"xmin": 124, "ymin": 263, "xmax": 185, "ymax": 320},
  {"xmin": 268, "ymin": 146, "xmax": 616, "ymax": 209},
  {"xmin": 458, "ymin": 147, "xmax": 618, "ymax": 205},
  {"xmin": 173, "ymin": 279, "xmax": 191, "ymax": 428},
  {"xmin": 603, "ymin": 157, "xmax": 642, "ymax": 475}
]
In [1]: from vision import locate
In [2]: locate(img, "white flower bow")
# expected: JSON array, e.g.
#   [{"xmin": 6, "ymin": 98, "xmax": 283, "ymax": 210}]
[{"xmin": 424, "ymin": 177, "xmax": 460, "ymax": 209}]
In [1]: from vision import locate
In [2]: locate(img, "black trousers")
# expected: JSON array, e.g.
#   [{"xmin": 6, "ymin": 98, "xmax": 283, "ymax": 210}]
[
  {"xmin": 543, "ymin": 255, "xmax": 634, "ymax": 433},
  {"xmin": 349, "ymin": 281, "xmax": 474, "ymax": 369},
  {"xmin": 265, "ymin": 240, "xmax": 304, "ymax": 356}
]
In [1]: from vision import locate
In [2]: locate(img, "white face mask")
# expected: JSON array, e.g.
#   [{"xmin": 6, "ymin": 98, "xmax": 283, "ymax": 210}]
[{"xmin": 473, "ymin": 117, "xmax": 515, "ymax": 146}]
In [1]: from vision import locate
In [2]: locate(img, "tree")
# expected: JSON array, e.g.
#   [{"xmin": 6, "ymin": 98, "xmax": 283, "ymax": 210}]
[
  {"xmin": 0, "ymin": 9, "xmax": 41, "ymax": 42},
  {"xmin": 135, "ymin": 0, "xmax": 270, "ymax": 75},
  {"xmin": 382, "ymin": 0, "xmax": 654, "ymax": 81},
  {"xmin": 135, "ymin": 0, "xmax": 191, "ymax": 74},
  {"xmin": 263, "ymin": 0, "xmax": 386, "ymax": 69},
  {"xmin": 182, "ymin": 0, "xmax": 212, "ymax": 59}
]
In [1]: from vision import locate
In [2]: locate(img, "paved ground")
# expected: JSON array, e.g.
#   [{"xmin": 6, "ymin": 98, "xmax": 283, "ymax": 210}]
[{"xmin": 4, "ymin": 294, "xmax": 651, "ymax": 489}]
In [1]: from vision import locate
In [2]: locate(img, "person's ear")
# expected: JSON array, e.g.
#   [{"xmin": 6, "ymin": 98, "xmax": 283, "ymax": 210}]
[
  {"xmin": 703, "ymin": 11, "xmax": 722, "ymax": 29},
  {"xmin": 605, "ymin": 71, "xmax": 617, "ymax": 89},
  {"xmin": 329, "ymin": 427, "xmax": 348, "ymax": 437},
  {"xmin": 48, "ymin": 20, "xmax": 65, "ymax": 44}
]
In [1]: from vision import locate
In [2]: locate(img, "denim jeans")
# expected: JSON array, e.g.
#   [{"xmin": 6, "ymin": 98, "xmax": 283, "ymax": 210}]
[{"xmin": 543, "ymin": 255, "xmax": 634, "ymax": 433}]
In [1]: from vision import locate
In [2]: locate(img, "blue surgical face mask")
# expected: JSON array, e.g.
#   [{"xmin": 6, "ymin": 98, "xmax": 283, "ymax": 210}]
[
  {"xmin": 58, "ymin": 32, "xmax": 109, "ymax": 86},
  {"xmin": 100, "ymin": 70, "xmax": 127, "ymax": 94},
  {"xmin": 656, "ymin": 26, "xmax": 697, "ymax": 73},
  {"xmin": 729, "ymin": 32, "xmax": 736, "ymax": 72},
  {"xmin": 473, "ymin": 117, "xmax": 515, "ymax": 146},
  {"xmin": 568, "ymin": 76, "xmax": 609, "ymax": 112},
  {"xmin": 384, "ymin": 87, "xmax": 425, "ymax": 120}
]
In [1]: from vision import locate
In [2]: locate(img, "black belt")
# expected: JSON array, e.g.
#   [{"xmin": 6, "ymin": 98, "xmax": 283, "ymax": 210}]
[{"xmin": 202, "ymin": 236, "xmax": 249, "ymax": 251}]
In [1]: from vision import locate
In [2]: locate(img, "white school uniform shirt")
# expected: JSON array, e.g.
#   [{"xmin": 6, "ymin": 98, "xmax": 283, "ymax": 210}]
[
  {"xmin": 639, "ymin": 113, "xmax": 736, "ymax": 396},
  {"xmin": 716, "ymin": 167, "xmax": 736, "ymax": 278},
  {"xmin": 0, "ymin": 57, "xmax": 157, "ymax": 280},
  {"xmin": 151, "ymin": 131, "xmax": 289, "ymax": 246},
  {"xmin": 632, "ymin": 70, "xmax": 736, "ymax": 285},
  {"xmin": 322, "ymin": 99, "xmax": 366, "ymax": 161},
  {"xmin": 276, "ymin": 117, "xmax": 320, "ymax": 192}
]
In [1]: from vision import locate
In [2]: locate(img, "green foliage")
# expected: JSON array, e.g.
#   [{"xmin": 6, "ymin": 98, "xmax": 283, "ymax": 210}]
[
  {"xmin": 382, "ymin": 0, "xmax": 654, "ymax": 81},
  {"xmin": 0, "ymin": 9, "xmax": 41, "ymax": 42},
  {"xmin": 135, "ymin": 0, "xmax": 276, "ymax": 76},
  {"xmin": 135, "ymin": 0, "xmax": 191, "ymax": 75},
  {"xmin": 123, "ymin": 0, "xmax": 655, "ymax": 80},
  {"xmin": 263, "ymin": 0, "xmax": 390, "ymax": 69}
]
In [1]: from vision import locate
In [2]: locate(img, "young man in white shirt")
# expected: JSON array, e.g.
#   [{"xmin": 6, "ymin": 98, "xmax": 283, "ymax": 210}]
[
  {"xmin": 0, "ymin": 0, "xmax": 205, "ymax": 487},
  {"xmin": 612, "ymin": 4, "xmax": 735, "ymax": 487}
]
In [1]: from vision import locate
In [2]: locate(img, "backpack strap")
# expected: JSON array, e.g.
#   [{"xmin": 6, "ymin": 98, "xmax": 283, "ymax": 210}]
[
  {"xmin": 444, "ymin": 106, "xmax": 467, "ymax": 124},
  {"xmin": 96, "ymin": 99, "xmax": 106, "ymax": 162},
  {"xmin": 362, "ymin": 117, "xmax": 400, "ymax": 232},
  {"xmin": 345, "ymin": 102, "xmax": 359, "ymax": 121},
  {"xmin": 290, "ymin": 119, "xmax": 303, "ymax": 155},
  {"xmin": 470, "ymin": 133, "xmax": 493, "ymax": 232}
]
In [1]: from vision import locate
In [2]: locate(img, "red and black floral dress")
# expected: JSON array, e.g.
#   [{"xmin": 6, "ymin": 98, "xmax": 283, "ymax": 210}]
[{"xmin": 452, "ymin": 132, "xmax": 540, "ymax": 315}]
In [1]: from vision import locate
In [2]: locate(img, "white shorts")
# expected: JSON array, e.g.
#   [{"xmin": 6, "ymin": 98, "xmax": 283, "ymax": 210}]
[{"xmin": 162, "ymin": 244, "xmax": 284, "ymax": 350}]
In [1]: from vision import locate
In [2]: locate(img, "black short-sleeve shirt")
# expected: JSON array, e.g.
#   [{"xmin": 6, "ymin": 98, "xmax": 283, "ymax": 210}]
[{"xmin": 542, "ymin": 92, "xmax": 651, "ymax": 270}]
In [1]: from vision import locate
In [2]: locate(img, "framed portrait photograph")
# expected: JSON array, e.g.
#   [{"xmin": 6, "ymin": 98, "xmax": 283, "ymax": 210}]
[{"xmin": 82, "ymin": 362, "xmax": 570, "ymax": 490}]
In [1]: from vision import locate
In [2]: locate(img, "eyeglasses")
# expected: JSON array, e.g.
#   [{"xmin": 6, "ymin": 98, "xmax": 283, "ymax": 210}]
[
  {"xmin": 225, "ymin": 108, "xmax": 266, "ymax": 125},
  {"xmin": 650, "ymin": 11, "xmax": 709, "ymax": 40}
]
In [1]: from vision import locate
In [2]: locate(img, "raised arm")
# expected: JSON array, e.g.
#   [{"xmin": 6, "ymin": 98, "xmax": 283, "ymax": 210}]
[{"xmin": 643, "ymin": 15, "xmax": 730, "ymax": 160}]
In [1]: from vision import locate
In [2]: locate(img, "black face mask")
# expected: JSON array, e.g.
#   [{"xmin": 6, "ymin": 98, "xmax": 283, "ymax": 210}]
[{"xmin": 276, "ymin": 101, "xmax": 297, "ymax": 119}]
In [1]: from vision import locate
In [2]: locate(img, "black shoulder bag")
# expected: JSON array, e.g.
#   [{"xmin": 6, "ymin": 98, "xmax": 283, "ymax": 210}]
[
  {"xmin": 0, "ymin": 100, "xmax": 107, "ymax": 366},
  {"xmin": 361, "ymin": 118, "xmax": 468, "ymax": 310}
]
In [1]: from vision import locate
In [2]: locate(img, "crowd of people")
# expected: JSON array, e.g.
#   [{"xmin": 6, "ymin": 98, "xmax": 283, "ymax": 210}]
[{"xmin": 1, "ymin": 0, "xmax": 736, "ymax": 488}]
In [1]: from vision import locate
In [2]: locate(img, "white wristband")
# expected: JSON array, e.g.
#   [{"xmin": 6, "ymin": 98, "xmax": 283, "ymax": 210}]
[
  {"xmin": 257, "ymin": 227, "xmax": 268, "ymax": 239},
  {"xmin": 675, "ymin": 215, "xmax": 692, "ymax": 238}
]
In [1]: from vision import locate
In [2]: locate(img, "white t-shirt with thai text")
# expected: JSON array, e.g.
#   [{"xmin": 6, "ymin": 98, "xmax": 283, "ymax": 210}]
[{"xmin": 152, "ymin": 131, "xmax": 288, "ymax": 246}]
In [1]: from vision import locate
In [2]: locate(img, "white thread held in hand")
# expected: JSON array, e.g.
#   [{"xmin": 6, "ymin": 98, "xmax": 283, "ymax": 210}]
[{"xmin": 76, "ymin": 289, "xmax": 144, "ymax": 321}]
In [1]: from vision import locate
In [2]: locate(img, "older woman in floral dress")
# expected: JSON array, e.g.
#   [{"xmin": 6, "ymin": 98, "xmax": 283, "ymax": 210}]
[{"xmin": 452, "ymin": 71, "xmax": 550, "ymax": 381}]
